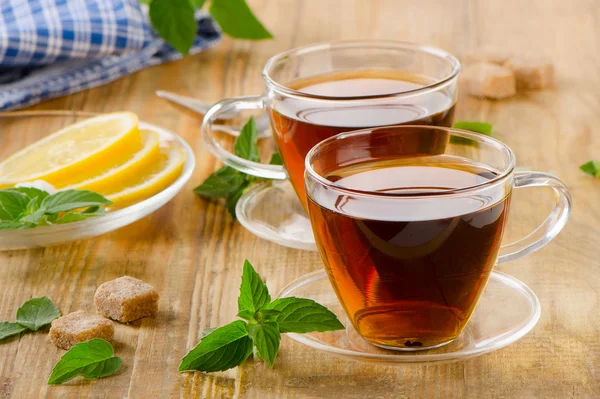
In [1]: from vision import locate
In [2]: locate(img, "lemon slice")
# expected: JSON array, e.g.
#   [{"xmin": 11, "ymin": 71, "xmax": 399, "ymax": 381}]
[
  {"xmin": 66, "ymin": 129, "xmax": 161, "ymax": 193},
  {"xmin": 105, "ymin": 146, "xmax": 186, "ymax": 207},
  {"xmin": 0, "ymin": 112, "xmax": 141, "ymax": 188}
]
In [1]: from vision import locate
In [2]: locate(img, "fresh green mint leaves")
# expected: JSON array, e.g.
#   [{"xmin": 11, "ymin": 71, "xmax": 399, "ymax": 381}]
[
  {"xmin": 179, "ymin": 260, "xmax": 343, "ymax": 372},
  {"xmin": 148, "ymin": 0, "xmax": 197, "ymax": 55},
  {"xmin": 194, "ymin": 117, "xmax": 281, "ymax": 219},
  {"xmin": 147, "ymin": 0, "xmax": 273, "ymax": 56},
  {"xmin": 209, "ymin": 0, "xmax": 273, "ymax": 40},
  {"xmin": 0, "ymin": 187, "xmax": 112, "ymax": 230},
  {"xmin": 1, "ymin": 298, "xmax": 121, "ymax": 385},
  {"xmin": 48, "ymin": 339, "xmax": 122, "ymax": 385},
  {"xmin": 0, "ymin": 297, "xmax": 61, "ymax": 341}
]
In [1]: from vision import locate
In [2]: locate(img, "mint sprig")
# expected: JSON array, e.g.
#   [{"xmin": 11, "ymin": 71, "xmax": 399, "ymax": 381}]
[
  {"xmin": 0, "ymin": 296, "xmax": 61, "ymax": 342},
  {"xmin": 48, "ymin": 339, "xmax": 122, "ymax": 385},
  {"xmin": 0, "ymin": 188, "xmax": 112, "ymax": 230},
  {"xmin": 194, "ymin": 117, "xmax": 280, "ymax": 219},
  {"xmin": 179, "ymin": 260, "xmax": 344, "ymax": 372},
  {"xmin": 146, "ymin": 0, "xmax": 273, "ymax": 56}
]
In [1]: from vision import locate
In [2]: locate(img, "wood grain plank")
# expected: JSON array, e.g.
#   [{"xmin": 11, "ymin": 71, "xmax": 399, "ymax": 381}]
[{"xmin": 1, "ymin": 0, "xmax": 600, "ymax": 397}]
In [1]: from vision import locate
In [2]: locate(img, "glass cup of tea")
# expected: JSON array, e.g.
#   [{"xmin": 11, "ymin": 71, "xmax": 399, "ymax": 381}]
[
  {"xmin": 304, "ymin": 125, "xmax": 572, "ymax": 351},
  {"xmin": 201, "ymin": 40, "xmax": 461, "ymax": 249}
]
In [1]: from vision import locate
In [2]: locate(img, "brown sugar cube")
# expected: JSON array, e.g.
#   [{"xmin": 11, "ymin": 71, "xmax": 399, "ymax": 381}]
[
  {"xmin": 462, "ymin": 62, "xmax": 516, "ymax": 99},
  {"xmin": 94, "ymin": 276, "xmax": 159, "ymax": 323},
  {"xmin": 465, "ymin": 45, "xmax": 512, "ymax": 65},
  {"xmin": 49, "ymin": 310, "xmax": 114, "ymax": 350},
  {"xmin": 503, "ymin": 57, "xmax": 554, "ymax": 90}
]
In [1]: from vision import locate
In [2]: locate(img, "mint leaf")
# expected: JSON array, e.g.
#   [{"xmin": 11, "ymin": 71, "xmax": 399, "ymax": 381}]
[
  {"xmin": 265, "ymin": 297, "xmax": 344, "ymax": 333},
  {"xmin": 200, "ymin": 327, "xmax": 216, "ymax": 339},
  {"xmin": 209, "ymin": 0, "xmax": 273, "ymax": 40},
  {"xmin": 16, "ymin": 297, "xmax": 61, "ymax": 331},
  {"xmin": 234, "ymin": 117, "xmax": 261, "ymax": 162},
  {"xmin": 0, "ymin": 190, "xmax": 28, "ymax": 220},
  {"xmin": 453, "ymin": 121, "xmax": 493, "ymax": 135},
  {"xmin": 48, "ymin": 339, "xmax": 122, "ymax": 385},
  {"xmin": 53, "ymin": 206, "xmax": 106, "ymax": 224},
  {"xmin": 19, "ymin": 207, "xmax": 46, "ymax": 225},
  {"xmin": 0, "ymin": 220, "xmax": 27, "ymax": 230},
  {"xmin": 41, "ymin": 190, "xmax": 112, "ymax": 214},
  {"xmin": 19, "ymin": 197, "xmax": 46, "ymax": 225},
  {"xmin": 225, "ymin": 180, "xmax": 250, "ymax": 219},
  {"xmin": 194, "ymin": 167, "xmax": 247, "ymax": 198},
  {"xmin": 149, "ymin": 0, "xmax": 196, "ymax": 55},
  {"xmin": 580, "ymin": 161, "xmax": 600, "ymax": 176},
  {"xmin": 247, "ymin": 322, "xmax": 280, "ymax": 368},
  {"xmin": 7, "ymin": 187, "xmax": 49, "ymax": 202},
  {"xmin": 237, "ymin": 310, "xmax": 255, "ymax": 322},
  {"xmin": 0, "ymin": 322, "xmax": 26, "ymax": 341},
  {"xmin": 179, "ymin": 320, "xmax": 253, "ymax": 372},
  {"xmin": 255, "ymin": 309, "xmax": 282, "ymax": 322},
  {"xmin": 269, "ymin": 152, "xmax": 283, "ymax": 166},
  {"xmin": 238, "ymin": 260, "xmax": 271, "ymax": 313}
]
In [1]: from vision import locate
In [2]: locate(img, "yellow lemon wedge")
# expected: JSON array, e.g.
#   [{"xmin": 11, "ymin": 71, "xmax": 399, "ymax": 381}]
[
  {"xmin": 0, "ymin": 112, "xmax": 141, "ymax": 188},
  {"xmin": 66, "ymin": 129, "xmax": 161, "ymax": 193},
  {"xmin": 104, "ymin": 146, "xmax": 186, "ymax": 207}
]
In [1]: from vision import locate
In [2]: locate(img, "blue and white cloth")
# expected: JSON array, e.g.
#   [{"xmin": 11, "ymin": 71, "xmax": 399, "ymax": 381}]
[{"xmin": 0, "ymin": 0, "xmax": 221, "ymax": 110}]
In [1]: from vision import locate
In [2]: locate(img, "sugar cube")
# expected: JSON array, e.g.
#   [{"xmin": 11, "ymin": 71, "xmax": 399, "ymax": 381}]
[
  {"xmin": 94, "ymin": 276, "xmax": 159, "ymax": 323},
  {"xmin": 503, "ymin": 57, "xmax": 554, "ymax": 90},
  {"xmin": 49, "ymin": 310, "xmax": 114, "ymax": 350},
  {"xmin": 462, "ymin": 62, "xmax": 516, "ymax": 99}
]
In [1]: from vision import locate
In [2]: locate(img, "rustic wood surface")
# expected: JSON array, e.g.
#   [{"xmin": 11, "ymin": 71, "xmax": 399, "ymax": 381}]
[{"xmin": 1, "ymin": 0, "xmax": 599, "ymax": 397}]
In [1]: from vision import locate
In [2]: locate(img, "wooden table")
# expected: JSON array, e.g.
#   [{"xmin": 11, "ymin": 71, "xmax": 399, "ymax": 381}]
[{"xmin": 1, "ymin": 0, "xmax": 599, "ymax": 397}]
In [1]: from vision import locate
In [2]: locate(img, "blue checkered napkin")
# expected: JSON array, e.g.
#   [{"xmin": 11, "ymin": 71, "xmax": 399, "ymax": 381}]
[{"xmin": 0, "ymin": 0, "xmax": 221, "ymax": 110}]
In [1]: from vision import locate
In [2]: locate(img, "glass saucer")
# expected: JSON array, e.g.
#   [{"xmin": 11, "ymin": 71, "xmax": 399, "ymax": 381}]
[
  {"xmin": 276, "ymin": 270, "xmax": 541, "ymax": 365},
  {"xmin": 0, "ymin": 111, "xmax": 195, "ymax": 251},
  {"xmin": 236, "ymin": 180, "xmax": 317, "ymax": 251}
]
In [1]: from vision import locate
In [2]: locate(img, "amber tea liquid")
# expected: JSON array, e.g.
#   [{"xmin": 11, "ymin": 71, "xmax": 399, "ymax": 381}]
[
  {"xmin": 268, "ymin": 69, "xmax": 456, "ymax": 207},
  {"xmin": 307, "ymin": 157, "xmax": 511, "ymax": 349}
]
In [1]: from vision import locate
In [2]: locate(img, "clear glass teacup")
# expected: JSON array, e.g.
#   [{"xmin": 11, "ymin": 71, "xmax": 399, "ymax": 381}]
[
  {"xmin": 304, "ymin": 125, "xmax": 571, "ymax": 350},
  {"xmin": 202, "ymin": 40, "xmax": 461, "ymax": 210}
]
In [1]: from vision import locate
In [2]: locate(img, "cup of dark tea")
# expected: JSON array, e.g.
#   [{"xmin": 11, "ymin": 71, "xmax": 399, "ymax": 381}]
[
  {"xmin": 202, "ymin": 40, "xmax": 461, "ymax": 210},
  {"xmin": 304, "ymin": 126, "xmax": 572, "ymax": 350}
]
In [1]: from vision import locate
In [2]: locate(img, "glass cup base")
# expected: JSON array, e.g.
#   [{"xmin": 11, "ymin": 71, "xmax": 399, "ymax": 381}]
[
  {"xmin": 236, "ymin": 180, "xmax": 317, "ymax": 251},
  {"xmin": 372, "ymin": 338, "xmax": 456, "ymax": 352},
  {"xmin": 276, "ymin": 270, "xmax": 541, "ymax": 365}
]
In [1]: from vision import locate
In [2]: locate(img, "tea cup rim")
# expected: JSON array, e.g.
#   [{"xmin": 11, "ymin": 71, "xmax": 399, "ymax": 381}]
[
  {"xmin": 304, "ymin": 125, "xmax": 516, "ymax": 199},
  {"xmin": 262, "ymin": 40, "xmax": 462, "ymax": 102}
]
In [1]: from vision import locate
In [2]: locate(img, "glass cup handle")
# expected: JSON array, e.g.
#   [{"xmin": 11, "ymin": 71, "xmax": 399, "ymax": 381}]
[
  {"xmin": 497, "ymin": 171, "xmax": 572, "ymax": 264},
  {"xmin": 201, "ymin": 95, "xmax": 288, "ymax": 180}
]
